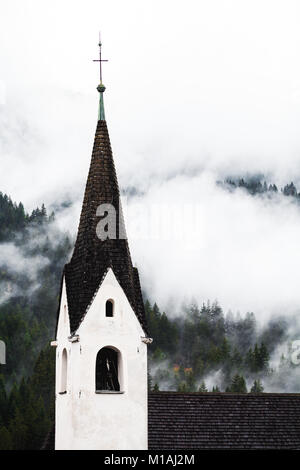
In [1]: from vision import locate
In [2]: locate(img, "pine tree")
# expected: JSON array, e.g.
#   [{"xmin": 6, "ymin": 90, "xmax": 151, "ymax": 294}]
[
  {"xmin": 0, "ymin": 375, "xmax": 7, "ymax": 423},
  {"xmin": 231, "ymin": 348, "xmax": 243, "ymax": 369},
  {"xmin": 250, "ymin": 379, "xmax": 264, "ymax": 393},
  {"xmin": 7, "ymin": 382, "xmax": 20, "ymax": 423},
  {"xmin": 185, "ymin": 369, "xmax": 196, "ymax": 392},
  {"xmin": 228, "ymin": 374, "xmax": 247, "ymax": 393},
  {"xmin": 258, "ymin": 343, "xmax": 269, "ymax": 370},
  {"xmin": 221, "ymin": 337, "xmax": 231, "ymax": 360},
  {"xmin": 198, "ymin": 381, "xmax": 208, "ymax": 392},
  {"xmin": 147, "ymin": 371, "xmax": 153, "ymax": 392},
  {"xmin": 0, "ymin": 426, "xmax": 13, "ymax": 450},
  {"xmin": 27, "ymin": 396, "xmax": 50, "ymax": 450},
  {"xmin": 177, "ymin": 382, "xmax": 188, "ymax": 392},
  {"xmin": 9, "ymin": 408, "xmax": 28, "ymax": 450}
]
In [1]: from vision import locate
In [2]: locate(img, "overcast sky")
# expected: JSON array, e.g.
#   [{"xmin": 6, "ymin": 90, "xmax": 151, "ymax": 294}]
[{"xmin": 1, "ymin": 0, "xmax": 300, "ymax": 321}]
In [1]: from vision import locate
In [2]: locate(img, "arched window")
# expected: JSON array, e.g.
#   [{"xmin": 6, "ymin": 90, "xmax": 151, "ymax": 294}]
[
  {"xmin": 60, "ymin": 348, "xmax": 68, "ymax": 393},
  {"xmin": 105, "ymin": 299, "xmax": 114, "ymax": 317},
  {"xmin": 95, "ymin": 347, "xmax": 120, "ymax": 392}
]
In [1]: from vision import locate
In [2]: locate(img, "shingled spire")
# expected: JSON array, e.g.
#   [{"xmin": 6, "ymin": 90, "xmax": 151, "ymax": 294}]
[{"xmin": 62, "ymin": 41, "xmax": 148, "ymax": 335}]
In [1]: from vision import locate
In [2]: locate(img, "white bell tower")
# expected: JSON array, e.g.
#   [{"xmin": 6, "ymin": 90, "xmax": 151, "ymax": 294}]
[{"xmin": 52, "ymin": 41, "xmax": 151, "ymax": 450}]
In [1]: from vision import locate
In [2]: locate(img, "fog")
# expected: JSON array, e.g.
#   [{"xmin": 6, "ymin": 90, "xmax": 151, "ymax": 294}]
[
  {"xmin": 125, "ymin": 176, "xmax": 300, "ymax": 324},
  {"xmin": 1, "ymin": 0, "xmax": 300, "ymax": 325}
]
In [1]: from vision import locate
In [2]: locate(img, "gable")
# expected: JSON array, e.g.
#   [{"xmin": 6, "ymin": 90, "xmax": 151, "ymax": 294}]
[
  {"xmin": 56, "ymin": 276, "xmax": 70, "ymax": 339},
  {"xmin": 75, "ymin": 267, "xmax": 147, "ymax": 336},
  {"xmin": 60, "ymin": 262, "xmax": 148, "ymax": 336}
]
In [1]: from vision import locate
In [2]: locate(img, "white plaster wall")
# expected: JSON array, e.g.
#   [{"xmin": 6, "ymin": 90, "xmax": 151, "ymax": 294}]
[
  {"xmin": 55, "ymin": 269, "xmax": 148, "ymax": 450},
  {"xmin": 55, "ymin": 277, "xmax": 73, "ymax": 450}
]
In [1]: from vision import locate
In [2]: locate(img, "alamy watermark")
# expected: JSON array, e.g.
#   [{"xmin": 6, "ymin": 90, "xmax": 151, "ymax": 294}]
[
  {"xmin": 291, "ymin": 340, "xmax": 300, "ymax": 365},
  {"xmin": 0, "ymin": 340, "xmax": 6, "ymax": 365},
  {"xmin": 96, "ymin": 203, "xmax": 126, "ymax": 241},
  {"xmin": 95, "ymin": 199, "xmax": 205, "ymax": 243}
]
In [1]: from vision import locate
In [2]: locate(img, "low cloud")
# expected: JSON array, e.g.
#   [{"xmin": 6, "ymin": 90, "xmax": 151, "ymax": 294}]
[
  {"xmin": 0, "ymin": 242, "xmax": 49, "ymax": 281},
  {"xmin": 126, "ymin": 171, "xmax": 300, "ymax": 325}
]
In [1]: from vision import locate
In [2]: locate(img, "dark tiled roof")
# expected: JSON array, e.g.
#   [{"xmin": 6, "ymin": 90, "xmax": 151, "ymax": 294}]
[
  {"xmin": 58, "ymin": 120, "xmax": 148, "ymax": 335},
  {"xmin": 148, "ymin": 392, "xmax": 300, "ymax": 449}
]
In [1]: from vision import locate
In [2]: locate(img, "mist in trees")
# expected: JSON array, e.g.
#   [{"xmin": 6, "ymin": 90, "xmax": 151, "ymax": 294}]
[
  {"xmin": 146, "ymin": 300, "xmax": 298, "ymax": 394},
  {"xmin": 0, "ymin": 181, "xmax": 300, "ymax": 449}
]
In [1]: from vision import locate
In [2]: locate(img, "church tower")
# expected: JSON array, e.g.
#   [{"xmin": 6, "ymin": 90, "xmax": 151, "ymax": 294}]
[{"xmin": 53, "ymin": 41, "xmax": 151, "ymax": 450}]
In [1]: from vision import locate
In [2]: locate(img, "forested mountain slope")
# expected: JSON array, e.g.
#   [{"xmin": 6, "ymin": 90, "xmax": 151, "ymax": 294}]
[{"xmin": 0, "ymin": 177, "xmax": 300, "ymax": 448}]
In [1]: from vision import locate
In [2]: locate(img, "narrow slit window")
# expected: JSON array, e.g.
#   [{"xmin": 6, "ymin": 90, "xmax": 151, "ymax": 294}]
[
  {"xmin": 96, "ymin": 347, "xmax": 120, "ymax": 392},
  {"xmin": 60, "ymin": 348, "xmax": 68, "ymax": 393},
  {"xmin": 63, "ymin": 305, "xmax": 67, "ymax": 323},
  {"xmin": 106, "ymin": 300, "xmax": 114, "ymax": 317}
]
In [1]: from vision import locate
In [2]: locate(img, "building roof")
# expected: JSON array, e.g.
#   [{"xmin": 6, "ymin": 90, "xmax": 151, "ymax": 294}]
[
  {"xmin": 148, "ymin": 392, "xmax": 300, "ymax": 449},
  {"xmin": 58, "ymin": 118, "xmax": 148, "ymax": 335},
  {"xmin": 43, "ymin": 392, "xmax": 300, "ymax": 450}
]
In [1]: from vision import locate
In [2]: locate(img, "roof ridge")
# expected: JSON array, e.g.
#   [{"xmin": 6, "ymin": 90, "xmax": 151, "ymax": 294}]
[{"xmin": 149, "ymin": 391, "xmax": 300, "ymax": 396}]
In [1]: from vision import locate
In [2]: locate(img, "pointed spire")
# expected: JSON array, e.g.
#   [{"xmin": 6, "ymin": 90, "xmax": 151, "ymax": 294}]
[
  {"xmin": 56, "ymin": 37, "xmax": 148, "ymax": 337},
  {"xmin": 93, "ymin": 35, "xmax": 108, "ymax": 121},
  {"xmin": 62, "ymin": 55, "xmax": 148, "ymax": 335},
  {"xmin": 64, "ymin": 119, "xmax": 148, "ymax": 334}
]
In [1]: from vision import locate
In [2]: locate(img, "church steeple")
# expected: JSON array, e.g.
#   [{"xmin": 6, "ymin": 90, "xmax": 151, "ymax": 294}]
[
  {"xmin": 54, "ymin": 39, "xmax": 149, "ymax": 451},
  {"xmin": 61, "ymin": 40, "xmax": 148, "ymax": 336}
]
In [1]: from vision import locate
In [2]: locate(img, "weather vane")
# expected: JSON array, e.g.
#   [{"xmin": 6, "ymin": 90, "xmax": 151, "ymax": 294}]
[{"xmin": 93, "ymin": 32, "xmax": 108, "ymax": 84}]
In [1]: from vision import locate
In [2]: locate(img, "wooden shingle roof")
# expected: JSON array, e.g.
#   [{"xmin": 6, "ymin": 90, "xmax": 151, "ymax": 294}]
[
  {"xmin": 59, "ymin": 120, "xmax": 148, "ymax": 335},
  {"xmin": 148, "ymin": 392, "xmax": 300, "ymax": 449}
]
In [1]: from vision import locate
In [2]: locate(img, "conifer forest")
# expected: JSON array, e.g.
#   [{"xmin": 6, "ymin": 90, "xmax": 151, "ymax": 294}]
[{"xmin": 0, "ymin": 178, "xmax": 300, "ymax": 449}]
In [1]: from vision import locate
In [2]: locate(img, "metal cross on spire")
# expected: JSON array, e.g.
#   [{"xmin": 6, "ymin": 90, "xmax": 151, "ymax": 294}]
[
  {"xmin": 93, "ymin": 34, "xmax": 108, "ymax": 121},
  {"xmin": 93, "ymin": 33, "xmax": 108, "ymax": 84}
]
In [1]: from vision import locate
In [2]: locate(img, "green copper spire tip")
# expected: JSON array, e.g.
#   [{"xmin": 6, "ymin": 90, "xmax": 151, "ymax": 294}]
[
  {"xmin": 97, "ymin": 83, "xmax": 106, "ymax": 93},
  {"xmin": 97, "ymin": 84, "xmax": 106, "ymax": 121}
]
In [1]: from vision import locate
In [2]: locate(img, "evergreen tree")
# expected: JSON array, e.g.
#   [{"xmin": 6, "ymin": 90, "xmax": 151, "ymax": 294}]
[
  {"xmin": 250, "ymin": 379, "xmax": 264, "ymax": 393},
  {"xmin": 283, "ymin": 182, "xmax": 297, "ymax": 197},
  {"xmin": 148, "ymin": 371, "xmax": 153, "ymax": 392},
  {"xmin": 198, "ymin": 381, "xmax": 208, "ymax": 392},
  {"xmin": 9, "ymin": 408, "xmax": 28, "ymax": 450},
  {"xmin": 0, "ymin": 375, "xmax": 7, "ymax": 423},
  {"xmin": 177, "ymin": 382, "xmax": 188, "ymax": 392},
  {"xmin": 184, "ymin": 369, "xmax": 196, "ymax": 392},
  {"xmin": 258, "ymin": 343, "xmax": 269, "ymax": 370},
  {"xmin": 0, "ymin": 426, "xmax": 13, "ymax": 450},
  {"xmin": 228, "ymin": 374, "xmax": 247, "ymax": 393},
  {"xmin": 231, "ymin": 348, "xmax": 243, "ymax": 369},
  {"xmin": 221, "ymin": 337, "xmax": 231, "ymax": 360}
]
